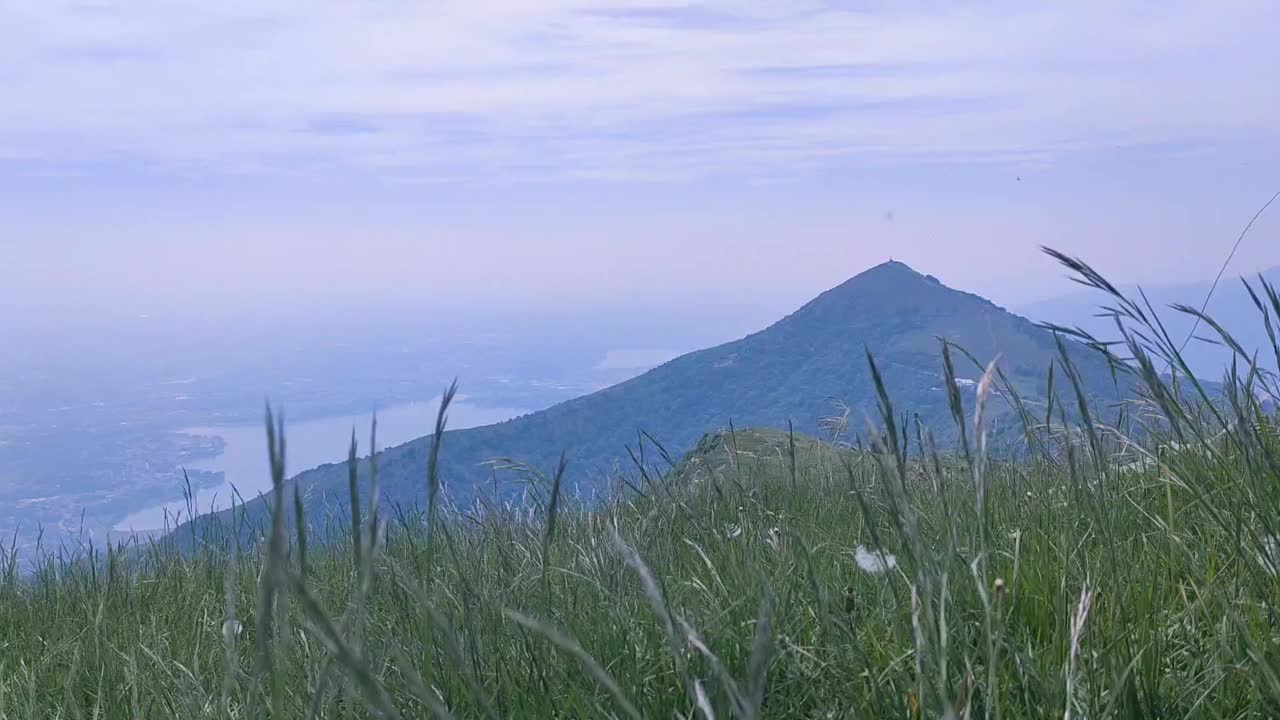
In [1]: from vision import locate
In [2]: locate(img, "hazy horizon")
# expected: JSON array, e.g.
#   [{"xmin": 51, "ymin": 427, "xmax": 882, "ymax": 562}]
[{"xmin": 4, "ymin": 1, "xmax": 1280, "ymax": 315}]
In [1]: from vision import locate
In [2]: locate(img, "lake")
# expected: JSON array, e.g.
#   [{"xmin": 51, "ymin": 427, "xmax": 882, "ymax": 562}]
[{"xmin": 113, "ymin": 397, "xmax": 526, "ymax": 532}]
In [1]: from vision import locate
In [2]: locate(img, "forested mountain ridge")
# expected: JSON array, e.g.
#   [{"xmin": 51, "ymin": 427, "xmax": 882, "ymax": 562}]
[{"xmin": 179, "ymin": 259, "xmax": 1125, "ymax": 535}]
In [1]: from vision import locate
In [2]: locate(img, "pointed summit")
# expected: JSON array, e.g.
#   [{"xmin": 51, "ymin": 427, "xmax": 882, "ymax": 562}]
[
  {"xmin": 821, "ymin": 259, "xmax": 937, "ymax": 296},
  {"xmin": 835, "ymin": 259, "xmax": 928, "ymax": 287},
  {"xmin": 816, "ymin": 259, "xmax": 945, "ymax": 301},
  {"xmin": 860, "ymin": 258, "xmax": 924, "ymax": 276},
  {"xmin": 771, "ymin": 259, "xmax": 984, "ymax": 335}
]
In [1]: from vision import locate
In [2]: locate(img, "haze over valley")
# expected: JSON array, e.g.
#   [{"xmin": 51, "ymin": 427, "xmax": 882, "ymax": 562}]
[{"xmin": 0, "ymin": 296, "xmax": 785, "ymax": 551}]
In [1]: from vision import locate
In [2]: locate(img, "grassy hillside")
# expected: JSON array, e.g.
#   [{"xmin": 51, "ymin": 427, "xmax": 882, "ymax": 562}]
[
  {"xmin": 4, "ymin": 413, "xmax": 1279, "ymax": 717},
  {"xmin": 3, "ymin": 256, "xmax": 1279, "ymax": 718},
  {"xmin": 183, "ymin": 260, "xmax": 1129, "ymax": 540}
]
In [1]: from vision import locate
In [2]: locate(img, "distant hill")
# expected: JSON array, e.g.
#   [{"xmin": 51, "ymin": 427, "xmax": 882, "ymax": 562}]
[
  {"xmin": 178, "ymin": 260, "xmax": 1127, "ymax": 537},
  {"xmin": 670, "ymin": 426, "xmax": 857, "ymax": 488},
  {"xmin": 1019, "ymin": 267, "xmax": 1280, "ymax": 379}
]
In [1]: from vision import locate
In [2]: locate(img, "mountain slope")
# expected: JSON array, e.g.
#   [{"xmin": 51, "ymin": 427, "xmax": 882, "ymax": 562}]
[
  {"xmin": 1019, "ymin": 266, "xmax": 1280, "ymax": 379},
  {"xmin": 183, "ymin": 261, "xmax": 1125, "ymax": 533}
]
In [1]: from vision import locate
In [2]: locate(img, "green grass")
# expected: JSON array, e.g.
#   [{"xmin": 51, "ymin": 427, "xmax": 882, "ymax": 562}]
[{"xmin": 1, "ymin": 252, "xmax": 1279, "ymax": 718}]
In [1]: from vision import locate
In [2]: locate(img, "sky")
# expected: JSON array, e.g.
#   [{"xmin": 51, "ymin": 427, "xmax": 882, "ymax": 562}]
[{"xmin": 3, "ymin": 0, "xmax": 1280, "ymax": 315}]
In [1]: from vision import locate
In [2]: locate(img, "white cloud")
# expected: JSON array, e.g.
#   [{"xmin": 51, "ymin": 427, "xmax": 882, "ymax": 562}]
[{"xmin": 1, "ymin": 0, "xmax": 1278, "ymax": 180}]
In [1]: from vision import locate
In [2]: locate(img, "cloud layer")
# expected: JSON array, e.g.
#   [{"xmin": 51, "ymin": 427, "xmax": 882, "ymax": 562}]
[{"xmin": 4, "ymin": 1, "xmax": 1278, "ymax": 180}]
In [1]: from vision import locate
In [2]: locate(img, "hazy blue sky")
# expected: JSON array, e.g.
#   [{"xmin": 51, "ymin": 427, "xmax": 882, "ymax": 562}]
[{"xmin": 3, "ymin": 1, "xmax": 1279, "ymax": 312}]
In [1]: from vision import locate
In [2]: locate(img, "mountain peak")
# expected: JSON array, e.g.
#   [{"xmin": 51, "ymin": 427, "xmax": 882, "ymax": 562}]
[
  {"xmin": 838, "ymin": 259, "xmax": 937, "ymax": 291},
  {"xmin": 773, "ymin": 259, "xmax": 948, "ymax": 328},
  {"xmin": 865, "ymin": 259, "xmax": 921, "ymax": 274}
]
